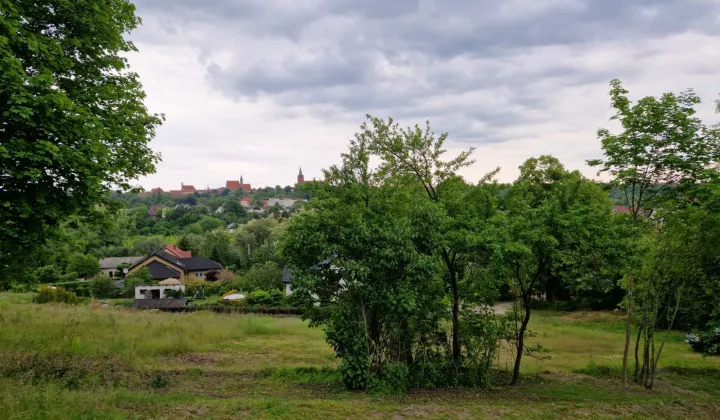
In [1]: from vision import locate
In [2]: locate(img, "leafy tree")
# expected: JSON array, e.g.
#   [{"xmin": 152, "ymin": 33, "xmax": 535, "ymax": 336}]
[
  {"xmin": 177, "ymin": 236, "xmax": 192, "ymax": 252},
  {"xmin": 89, "ymin": 275, "xmax": 116, "ymax": 299},
  {"xmin": 282, "ymin": 128, "xmax": 502, "ymax": 391},
  {"xmin": 234, "ymin": 218, "xmax": 279, "ymax": 263},
  {"xmin": 363, "ymin": 115, "xmax": 477, "ymax": 366},
  {"xmin": 198, "ymin": 216, "xmax": 224, "ymax": 232},
  {"xmin": 490, "ymin": 156, "xmax": 622, "ymax": 385},
  {"xmin": 238, "ymin": 261, "xmax": 283, "ymax": 291},
  {"xmin": 35, "ymin": 265, "xmax": 60, "ymax": 285},
  {"xmin": 588, "ymin": 79, "xmax": 720, "ymax": 385},
  {"xmin": 122, "ymin": 266, "xmax": 153, "ymax": 297},
  {"xmin": 222, "ymin": 200, "xmax": 246, "ymax": 217},
  {"xmin": 0, "ymin": 0, "xmax": 163, "ymax": 278},
  {"xmin": 66, "ymin": 253, "xmax": 100, "ymax": 278},
  {"xmin": 130, "ymin": 236, "xmax": 165, "ymax": 255}
]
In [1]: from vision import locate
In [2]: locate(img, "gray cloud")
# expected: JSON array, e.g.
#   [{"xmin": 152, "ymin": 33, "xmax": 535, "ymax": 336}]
[{"xmin": 128, "ymin": 0, "xmax": 720, "ymax": 188}]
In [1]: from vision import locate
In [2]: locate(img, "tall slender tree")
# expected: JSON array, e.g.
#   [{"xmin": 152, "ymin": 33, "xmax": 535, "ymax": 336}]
[{"xmin": 588, "ymin": 79, "xmax": 719, "ymax": 385}]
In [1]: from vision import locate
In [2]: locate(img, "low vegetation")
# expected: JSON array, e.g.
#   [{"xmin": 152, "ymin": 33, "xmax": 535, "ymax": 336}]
[{"xmin": 1, "ymin": 294, "xmax": 719, "ymax": 418}]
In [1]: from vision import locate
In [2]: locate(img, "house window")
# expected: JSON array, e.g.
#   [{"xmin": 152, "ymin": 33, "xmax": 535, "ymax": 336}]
[{"xmin": 195, "ymin": 272, "xmax": 205, "ymax": 278}]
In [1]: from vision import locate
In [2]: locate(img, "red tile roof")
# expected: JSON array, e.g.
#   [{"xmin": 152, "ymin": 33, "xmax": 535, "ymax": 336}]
[
  {"xmin": 240, "ymin": 196, "xmax": 252, "ymax": 203},
  {"xmin": 226, "ymin": 180, "xmax": 241, "ymax": 190},
  {"xmin": 164, "ymin": 244, "xmax": 192, "ymax": 258},
  {"xmin": 181, "ymin": 184, "xmax": 196, "ymax": 193}
]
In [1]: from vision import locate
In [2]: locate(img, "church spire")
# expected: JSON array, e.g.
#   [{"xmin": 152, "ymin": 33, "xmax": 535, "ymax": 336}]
[
  {"xmin": 240, "ymin": 175, "xmax": 243, "ymax": 184},
  {"xmin": 298, "ymin": 167, "xmax": 303, "ymax": 176}
]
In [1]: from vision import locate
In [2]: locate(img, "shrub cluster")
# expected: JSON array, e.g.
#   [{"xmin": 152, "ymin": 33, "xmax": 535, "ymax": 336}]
[{"xmin": 34, "ymin": 286, "xmax": 79, "ymax": 304}]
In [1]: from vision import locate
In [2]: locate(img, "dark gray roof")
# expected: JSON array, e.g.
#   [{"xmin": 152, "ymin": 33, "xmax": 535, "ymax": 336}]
[
  {"xmin": 147, "ymin": 261, "xmax": 181, "ymax": 280},
  {"xmin": 132, "ymin": 299, "xmax": 188, "ymax": 309},
  {"xmin": 181, "ymin": 257, "xmax": 222, "ymax": 271}
]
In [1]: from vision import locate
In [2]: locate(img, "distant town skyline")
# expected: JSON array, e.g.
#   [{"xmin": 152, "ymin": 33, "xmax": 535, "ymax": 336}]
[{"xmin": 139, "ymin": 167, "xmax": 318, "ymax": 193}]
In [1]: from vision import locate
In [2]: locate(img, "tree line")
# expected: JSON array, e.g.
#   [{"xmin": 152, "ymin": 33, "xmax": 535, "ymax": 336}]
[{"xmin": 281, "ymin": 81, "xmax": 720, "ymax": 390}]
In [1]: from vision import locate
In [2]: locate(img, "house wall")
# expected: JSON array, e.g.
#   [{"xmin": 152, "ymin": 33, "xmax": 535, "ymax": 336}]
[
  {"xmin": 187, "ymin": 270, "xmax": 213, "ymax": 280},
  {"xmin": 284, "ymin": 283, "xmax": 292, "ymax": 296},
  {"xmin": 135, "ymin": 285, "xmax": 185, "ymax": 299},
  {"xmin": 100, "ymin": 268, "xmax": 115, "ymax": 277}
]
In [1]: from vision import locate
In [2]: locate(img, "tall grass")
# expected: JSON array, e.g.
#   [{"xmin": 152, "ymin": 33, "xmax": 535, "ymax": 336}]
[{"xmin": 0, "ymin": 300, "xmax": 331, "ymax": 372}]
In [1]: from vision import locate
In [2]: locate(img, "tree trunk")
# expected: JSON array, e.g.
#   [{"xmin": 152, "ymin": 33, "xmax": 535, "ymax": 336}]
[
  {"xmin": 633, "ymin": 324, "xmax": 643, "ymax": 382},
  {"xmin": 450, "ymin": 269, "xmax": 460, "ymax": 365},
  {"xmin": 622, "ymin": 276, "xmax": 633, "ymax": 386},
  {"xmin": 642, "ymin": 323, "xmax": 651, "ymax": 385},
  {"xmin": 511, "ymin": 299, "xmax": 531, "ymax": 386}
]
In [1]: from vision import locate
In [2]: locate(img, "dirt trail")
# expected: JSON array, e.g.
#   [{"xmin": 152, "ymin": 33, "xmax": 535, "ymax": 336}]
[{"xmin": 493, "ymin": 301, "xmax": 513, "ymax": 315}]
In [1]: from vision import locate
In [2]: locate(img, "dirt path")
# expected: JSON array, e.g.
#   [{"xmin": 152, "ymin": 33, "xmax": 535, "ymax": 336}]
[{"xmin": 493, "ymin": 301, "xmax": 513, "ymax": 315}]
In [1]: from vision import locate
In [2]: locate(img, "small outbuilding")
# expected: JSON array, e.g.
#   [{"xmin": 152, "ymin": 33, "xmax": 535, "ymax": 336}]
[{"xmin": 135, "ymin": 284, "xmax": 185, "ymax": 300}]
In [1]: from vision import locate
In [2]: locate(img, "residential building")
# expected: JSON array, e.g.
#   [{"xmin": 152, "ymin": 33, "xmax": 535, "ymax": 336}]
[
  {"xmin": 98, "ymin": 256, "xmax": 144, "ymax": 277},
  {"xmin": 240, "ymin": 196, "xmax": 253, "ymax": 208},
  {"xmin": 148, "ymin": 205, "xmax": 165, "ymax": 218},
  {"xmin": 268, "ymin": 197, "xmax": 305, "ymax": 209},
  {"xmin": 125, "ymin": 245, "xmax": 221, "ymax": 282},
  {"xmin": 134, "ymin": 280, "xmax": 185, "ymax": 300}
]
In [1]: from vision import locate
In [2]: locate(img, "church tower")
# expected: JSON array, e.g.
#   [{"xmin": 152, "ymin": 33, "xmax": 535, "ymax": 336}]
[{"xmin": 297, "ymin": 167, "xmax": 305, "ymax": 185}]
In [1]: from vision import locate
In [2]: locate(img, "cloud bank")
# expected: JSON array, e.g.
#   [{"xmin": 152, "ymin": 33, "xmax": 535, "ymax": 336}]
[{"xmin": 128, "ymin": 0, "xmax": 720, "ymax": 189}]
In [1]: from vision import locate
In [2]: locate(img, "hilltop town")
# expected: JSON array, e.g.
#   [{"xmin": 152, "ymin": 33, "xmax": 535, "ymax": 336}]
[{"xmin": 139, "ymin": 167, "xmax": 318, "ymax": 197}]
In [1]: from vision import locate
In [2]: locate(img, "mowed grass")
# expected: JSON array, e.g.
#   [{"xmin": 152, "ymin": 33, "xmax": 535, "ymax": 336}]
[{"xmin": 1, "ymin": 293, "xmax": 720, "ymax": 419}]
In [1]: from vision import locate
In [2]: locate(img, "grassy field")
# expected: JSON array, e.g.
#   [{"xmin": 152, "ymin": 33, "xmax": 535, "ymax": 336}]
[{"xmin": 1, "ymin": 293, "xmax": 719, "ymax": 419}]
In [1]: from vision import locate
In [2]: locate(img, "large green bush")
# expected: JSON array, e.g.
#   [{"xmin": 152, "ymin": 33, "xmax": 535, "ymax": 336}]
[
  {"xmin": 246, "ymin": 290, "xmax": 273, "ymax": 305},
  {"xmin": 53, "ymin": 281, "xmax": 90, "ymax": 297},
  {"xmin": 88, "ymin": 276, "xmax": 117, "ymax": 299},
  {"xmin": 35, "ymin": 286, "xmax": 79, "ymax": 304},
  {"xmin": 121, "ymin": 267, "xmax": 154, "ymax": 298}
]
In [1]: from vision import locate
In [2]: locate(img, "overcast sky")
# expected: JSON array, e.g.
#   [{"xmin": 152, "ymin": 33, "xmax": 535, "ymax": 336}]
[{"xmin": 128, "ymin": 0, "xmax": 720, "ymax": 190}]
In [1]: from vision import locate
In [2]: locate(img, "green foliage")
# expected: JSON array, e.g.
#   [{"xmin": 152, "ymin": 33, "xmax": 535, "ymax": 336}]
[
  {"xmin": 122, "ymin": 267, "xmax": 154, "ymax": 298},
  {"xmin": 88, "ymin": 276, "xmax": 116, "ymax": 299},
  {"xmin": 0, "ymin": 0, "xmax": 163, "ymax": 278},
  {"xmin": 53, "ymin": 281, "xmax": 90, "ymax": 297},
  {"xmin": 198, "ymin": 216, "xmax": 224, "ymax": 232},
  {"xmin": 238, "ymin": 261, "xmax": 284, "ymax": 292},
  {"xmin": 35, "ymin": 266, "xmax": 60, "ymax": 285},
  {"xmin": 589, "ymin": 79, "xmax": 720, "ymax": 387},
  {"xmin": 282, "ymin": 118, "xmax": 500, "ymax": 391},
  {"xmin": 163, "ymin": 289, "xmax": 184, "ymax": 299},
  {"xmin": 60, "ymin": 272, "xmax": 79, "ymax": 282},
  {"xmin": 150, "ymin": 374, "xmax": 169, "ymax": 389},
  {"xmin": 130, "ymin": 237, "xmax": 165, "ymax": 256},
  {"xmin": 66, "ymin": 254, "xmax": 100, "ymax": 279},
  {"xmin": 246, "ymin": 290, "xmax": 274, "ymax": 305},
  {"xmin": 35, "ymin": 286, "xmax": 79, "ymax": 305},
  {"xmin": 588, "ymin": 79, "xmax": 718, "ymax": 214}
]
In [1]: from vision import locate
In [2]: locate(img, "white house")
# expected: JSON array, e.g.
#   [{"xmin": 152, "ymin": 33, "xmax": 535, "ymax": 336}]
[
  {"xmin": 135, "ymin": 281, "xmax": 185, "ymax": 300},
  {"xmin": 268, "ymin": 198, "xmax": 305, "ymax": 209}
]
